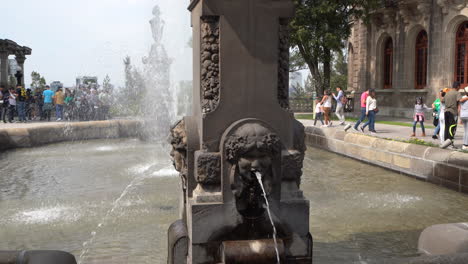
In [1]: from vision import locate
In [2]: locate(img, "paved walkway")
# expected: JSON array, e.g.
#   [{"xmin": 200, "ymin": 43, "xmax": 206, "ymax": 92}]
[
  {"xmin": 0, "ymin": 118, "xmax": 465, "ymax": 148},
  {"xmin": 298, "ymin": 118, "xmax": 466, "ymax": 149}
]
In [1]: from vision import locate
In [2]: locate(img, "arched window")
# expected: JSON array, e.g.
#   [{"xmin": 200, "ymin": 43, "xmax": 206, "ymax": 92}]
[
  {"xmin": 415, "ymin": 30, "xmax": 428, "ymax": 89},
  {"xmin": 383, "ymin": 38, "xmax": 393, "ymax": 89},
  {"xmin": 455, "ymin": 22, "xmax": 468, "ymax": 88}
]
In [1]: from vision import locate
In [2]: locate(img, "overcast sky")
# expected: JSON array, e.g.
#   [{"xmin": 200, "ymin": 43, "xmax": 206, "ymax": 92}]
[{"xmin": 2, "ymin": 0, "xmax": 193, "ymax": 87}]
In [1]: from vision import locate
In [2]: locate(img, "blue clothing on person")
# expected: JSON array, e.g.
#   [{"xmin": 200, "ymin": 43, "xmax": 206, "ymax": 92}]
[{"xmin": 43, "ymin": 90, "xmax": 55, "ymax": 104}]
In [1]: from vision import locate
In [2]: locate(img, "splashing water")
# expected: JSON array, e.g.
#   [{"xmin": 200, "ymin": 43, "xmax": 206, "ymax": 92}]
[
  {"xmin": 254, "ymin": 171, "xmax": 280, "ymax": 264},
  {"xmin": 77, "ymin": 165, "xmax": 171, "ymax": 263}
]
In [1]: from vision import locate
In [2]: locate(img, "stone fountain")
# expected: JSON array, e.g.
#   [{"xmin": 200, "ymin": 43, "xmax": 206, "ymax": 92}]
[{"xmin": 168, "ymin": 0, "xmax": 313, "ymax": 263}]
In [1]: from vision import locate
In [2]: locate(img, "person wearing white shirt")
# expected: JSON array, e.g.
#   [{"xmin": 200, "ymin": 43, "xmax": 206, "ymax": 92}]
[
  {"xmin": 332, "ymin": 87, "xmax": 346, "ymax": 125},
  {"xmin": 314, "ymin": 98, "xmax": 324, "ymax": 126},
  {"xmin": 360, "ymin": 89, "xmax": 377, "ymax": 134},
  {"xmin": 320, "ymin": 90, "xmax": 333, "ymax": 127},
  {"xmin": 460, "ymin": 87, "xmax": 468, "ymax": 150}
]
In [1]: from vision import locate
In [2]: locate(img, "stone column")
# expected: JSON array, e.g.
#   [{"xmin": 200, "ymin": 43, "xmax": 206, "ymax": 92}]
[
  {"xmin": 0, "ymin": 52, "xmax": 8, "ymax": 87},
  {"xmin": 15, "ymin": 54, "xmax": 26, "ymax": 86}
]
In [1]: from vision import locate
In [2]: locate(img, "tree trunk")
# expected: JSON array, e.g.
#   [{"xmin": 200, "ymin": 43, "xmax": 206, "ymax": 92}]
[
  {"xmin": 323, "ymin": 47, "xmax": 331, "ymax": 94},
  {"xmin": 297, "ymin": 42, "xmax": 323, "ymax": 96}
]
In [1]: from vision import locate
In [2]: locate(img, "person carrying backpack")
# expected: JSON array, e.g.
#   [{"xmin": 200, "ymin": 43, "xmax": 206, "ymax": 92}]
[{"xmin": 332, "ymin": 87, "xmax": 346, "ymax": 125}]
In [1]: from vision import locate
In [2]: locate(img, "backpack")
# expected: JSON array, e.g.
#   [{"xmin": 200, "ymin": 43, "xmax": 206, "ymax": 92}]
[{"xmin": 340, "ymin": 94, "xmax": 348, "ymax": 105}]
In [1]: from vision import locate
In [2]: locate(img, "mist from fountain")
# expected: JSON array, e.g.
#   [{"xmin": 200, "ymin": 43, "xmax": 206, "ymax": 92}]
[
  {"xmin": 118, "ymin": 4, "xmax": 192, "ymax": 141},
  {"xmin": 254, "ymin": 171, "xmax": 280, "ymax": 264}
]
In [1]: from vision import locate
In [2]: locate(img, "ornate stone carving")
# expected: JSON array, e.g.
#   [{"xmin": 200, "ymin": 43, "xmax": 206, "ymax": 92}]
[
  {"xmin": 170, "ymin": 119, "xmax": 188, "ymax": 189},
  {"xmin": 201, "ymin": 16, "xmax": 220, "ymax": 114},
  {"xmin": 225, "ymin": 128, "xmax": 281, "ymax": 164},
  {"xmin": 196, "ymin": 152, "xmax": 221, "ymax": 185},
  {"xmin": 225, "ymin": 123, "xmax": 281, "ymax": 217},
  {"xmin": 399, "ymin": 3, "xmax": 416, "ymax": 25},
  {"xmin": 278, "ymin": 18, "xmax": 290, "ymax": 110},
  {"xmin": 282, "ymin": 150, "xmax": 304, "ymax": 186},
  {"xmin": 283, "ymin": 121, "xmax": 306, "ymax": 188},
  {"xmin": 417, "ymin": 2, "xmax": 432, "ymax": 20},
  {"xmin": 437, "ymin": 0, "xmax": 467, "ymax": 14},
  {"xmin": 383, "ymin": 9, "xmax": 397, "ymax": 28}
]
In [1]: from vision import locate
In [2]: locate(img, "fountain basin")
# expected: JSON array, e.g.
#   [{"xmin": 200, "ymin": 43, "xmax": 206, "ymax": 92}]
[
  {"xmin": 419, "ymin": 223, "xmax": 468, "ymax": 255},
  {"xmin": 220, "ymin": 239, "xmax": 284, "ymax": 264},
  {"xmin": 0, "ymin": 250, "xmax": 76, "ymax": 264}
]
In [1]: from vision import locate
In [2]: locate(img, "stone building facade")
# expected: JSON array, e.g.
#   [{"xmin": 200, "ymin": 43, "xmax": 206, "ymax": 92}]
[
  {"xmin": 348, "ymin": 0, "xmax": 468, "ymax": 117},
  {"xmin": 0, "ymin": 39, "xmax": 31, "ymax": 87}
]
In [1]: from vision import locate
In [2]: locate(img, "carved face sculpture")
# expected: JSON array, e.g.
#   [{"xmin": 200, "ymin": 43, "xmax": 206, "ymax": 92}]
[
  {"xmin": 237, "ymin": 149, "xmax": 272, "ymax": 181},
  {"xmin": 169, "ymin": 120, "xmax": 188, "ymax": 188},
  {"xmin": 225, "ymin": 123, "xmax": 281, "ymax": 218}
]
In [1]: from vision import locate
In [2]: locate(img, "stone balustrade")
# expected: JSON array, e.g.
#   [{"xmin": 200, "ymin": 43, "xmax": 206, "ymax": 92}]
[
  {"xmin": 0, "ymin": 120, "xmax": 142, "ymax": 151},
  {"xmin": 305, "ymin": 126, "xmax": 468, "ymax": 194},
  {"xmin": 289, "ymin": 97, "xmax": 313, "ymax": 112}
]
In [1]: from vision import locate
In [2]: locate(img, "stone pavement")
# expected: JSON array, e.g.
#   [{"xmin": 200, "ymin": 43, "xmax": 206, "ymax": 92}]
[{"xmin": 298, "ymin": 118, "xmax": 466, "ymax": 149}]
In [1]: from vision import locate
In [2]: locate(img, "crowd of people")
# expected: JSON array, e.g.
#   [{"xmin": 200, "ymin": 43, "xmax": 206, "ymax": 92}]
[
  {"xmin": 314, "ymin": 81, "xmax": 468, "ymax": 150},
  {"xmin": 430, "ymin": 82, "xmax": 468, "ymax": 150},
  {"xmin": 0, "ymin": 84, "xmax": 113, "ymax": 123},
  {"xmin": 314, "ymin": 87, "xmax": 348, "ymax": 127}
]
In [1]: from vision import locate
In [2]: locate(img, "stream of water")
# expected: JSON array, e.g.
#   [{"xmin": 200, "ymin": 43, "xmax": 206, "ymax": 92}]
[
  {"xmin": 254, "ymin": 171, "xmax": 280, "ymax": 264},
  {"xmin": 1, "ymin": 139, "xmax": 468, "ymax": 263}
]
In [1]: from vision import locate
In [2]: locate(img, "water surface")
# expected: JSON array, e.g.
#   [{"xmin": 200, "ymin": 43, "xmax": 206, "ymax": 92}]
[{"xmin": 1, "ymin": 139, "xmax": 468, "ymax": 263}]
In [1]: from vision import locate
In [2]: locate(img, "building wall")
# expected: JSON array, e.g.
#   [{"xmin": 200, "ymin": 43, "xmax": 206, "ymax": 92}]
[{"xmin": 348, "ymin": 1, "xmax": 468, "ymax": 118}]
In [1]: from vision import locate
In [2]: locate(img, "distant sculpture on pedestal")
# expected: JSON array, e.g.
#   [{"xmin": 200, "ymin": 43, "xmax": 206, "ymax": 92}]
[{"xmin": 15, "ymin": 70, "xmax": 23, "ymax": 86}]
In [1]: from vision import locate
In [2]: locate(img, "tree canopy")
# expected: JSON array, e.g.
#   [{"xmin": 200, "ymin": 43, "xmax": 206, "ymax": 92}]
[
  {"xmin": 30, "ymin": 71, "xmax": 47, "ymax": 91},
  {"xmin": 289, "ymin": 0, "xmax": 379, "ymax": 95}
]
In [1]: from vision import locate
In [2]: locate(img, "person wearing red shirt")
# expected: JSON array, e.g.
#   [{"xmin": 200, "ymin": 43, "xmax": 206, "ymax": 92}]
[{"xmin": 353, "ymin": 89, "xmax": 369, "ymax": 132}]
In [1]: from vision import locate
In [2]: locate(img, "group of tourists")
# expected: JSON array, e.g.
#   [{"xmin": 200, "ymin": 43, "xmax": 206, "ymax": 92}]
[
  {"xmin": 313, "ymin": 83, "xmax": 467, "ymax": 150},
  {"xmin": 353, "ymin": 89, "xmax": 378, "ymax": 134},
  {"xmin": 340, "ymin": 81, "xmax": 468, "ymax": 150},
  {"xmin": 429, "ymin": 82, "xmax": 468, "ymax": 150},
  {"xmin": 0, "ymin": 84, "xmax": 113, "ymax": 123},
  {"xmin": 404, "ymin": 81, "xmax": 468, "ymax": 149},
  {"xmin": 314, "ymin": 87, "xmax": 348, "ymax": 127}
]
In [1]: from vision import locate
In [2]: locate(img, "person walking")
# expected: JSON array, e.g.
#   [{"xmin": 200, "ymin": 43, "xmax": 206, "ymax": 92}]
[
  {"xmin": 7, "ymin": 88, "xmax": 17, "ymax": 123},
  {"xmin": 42, "ymin": 85, "xmax": 55, "ymax": 122},
  {"xmin": 98, "ymin": 89, "xmax": 112, "ymax": 120},
  {"xmin": 332, "ymin": 87, "xmax": 346, "ymax": 125},
  {"xmin": 411, "ymin": 97, "xmax": 432, "ymax": 137},
  {"xmin": 35, "ymin": 88, "xmax": 44, "ymax": 120},
  {"xmin": 441, "ymin": 82, "xmax": 462, "ymax": 148},
  {"xmin": 460, "ymin": 87, "xmax": 468, "ymax": 150},
  {"xmin": 25, "ymin": 88, "xmax": 35, "ymax": 120},
  {"xmin": 0, "ymin": 86, "xmax": 9, "ymax": 123},
  {"xmin": 353, "ymin": 89, "xmax": 369, "ymax": 132},
  {"xmin": 64, "ymin": 89, "xmax": 74, "ymax": 121},
  {"xmin": 431, "ymin": 91, "xmax": 442, "ymax": 139},
  {"xmin": 53, "ymin": 88, "xmax": 65, "ymax": 121},
  {"xmin": 361, "ymin": 89, "xmax": 377, "ymax": 134},
  {"xmin": 320, "ymin": 90, "xmax": 333, "ymax": 127},
  {"xmin": 15, "ymin": 85, "xmax": 27, "ymax": 123},
  {"xmin": 313, "ymin": 97, "xmax": 324, "ymax": 126}
]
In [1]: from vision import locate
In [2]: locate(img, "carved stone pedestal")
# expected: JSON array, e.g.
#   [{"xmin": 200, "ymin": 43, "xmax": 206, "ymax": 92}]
[{"xmin": 168, "ymin": 1, "xmax": 312, "ymax": 263}]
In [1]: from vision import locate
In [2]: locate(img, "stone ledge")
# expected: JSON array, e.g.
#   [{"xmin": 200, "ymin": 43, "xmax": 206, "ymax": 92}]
[
  {"xmin": 0, "ymin": 120, "xmax": 142, "ymax": 151},
  {"xmin": 306, "ymin": 127, "xmax": 468, "ymax": 194}
]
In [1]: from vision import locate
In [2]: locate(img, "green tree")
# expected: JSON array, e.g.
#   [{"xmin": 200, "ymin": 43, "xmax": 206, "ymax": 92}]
[
  {"xmin": 330, "ymin": 50, "xmax": 348, "ymax": 91},
  {"xmin": 289, "ymin": 0, "xmax": 379, "ymax": 95},
  {"xmin": 30, "ymin": 71, "xmax": 47, "ymax": 90},
  {"xmin": 102, "ymin": 74, "xmax": 113, "ymax": 91},
  {"xmin": 113, "ymin": 56, "xmax": 146, "ymax": 116},
  {"xmin": 8, "ymin": 75, "xmax": 17, "ymax": 87}
]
